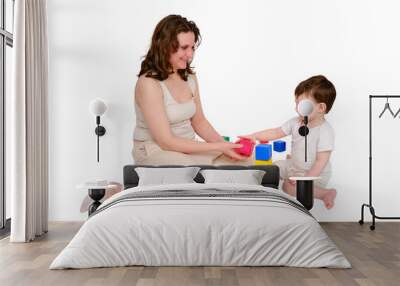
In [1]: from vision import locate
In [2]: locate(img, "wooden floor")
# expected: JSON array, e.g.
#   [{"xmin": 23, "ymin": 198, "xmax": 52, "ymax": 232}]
[{"xmin": 0, "ymin": 222, "xmax": 399, "ymax": 286}]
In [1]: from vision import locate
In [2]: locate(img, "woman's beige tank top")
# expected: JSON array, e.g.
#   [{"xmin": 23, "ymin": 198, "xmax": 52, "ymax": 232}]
[{"xmin": 133, "ymin": 76, "xmax": 197, "ymax": 141}]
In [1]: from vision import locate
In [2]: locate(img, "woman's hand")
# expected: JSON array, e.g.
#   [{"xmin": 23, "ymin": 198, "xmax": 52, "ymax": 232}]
[{"xmin": 215, "ymin": 142, "xmax": 248, "ymax": 161}]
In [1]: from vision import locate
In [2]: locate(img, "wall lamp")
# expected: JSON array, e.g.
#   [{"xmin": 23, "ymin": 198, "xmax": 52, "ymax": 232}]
[
  {"xmin": 297, "ymin": 99, "xmax": 314, "ymax": 162},
  {"xmin": 89, "ymin": 98, "xmax": 107, "ymax": 162}
]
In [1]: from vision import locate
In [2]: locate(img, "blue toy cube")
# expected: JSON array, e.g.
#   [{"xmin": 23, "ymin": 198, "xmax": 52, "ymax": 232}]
[
  {"xmin": 255, "ymin": 144, "xmax": 272, "ymax": 160},
  {"xmin": 273, "ymin": 140, "xmax": 286, "ymax": 152}
]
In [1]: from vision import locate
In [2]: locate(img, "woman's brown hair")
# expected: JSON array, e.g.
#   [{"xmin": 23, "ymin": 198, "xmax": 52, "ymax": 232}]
[{"xmin": 138, "ymin": 15, "xmax": 201, "ymax": 81}]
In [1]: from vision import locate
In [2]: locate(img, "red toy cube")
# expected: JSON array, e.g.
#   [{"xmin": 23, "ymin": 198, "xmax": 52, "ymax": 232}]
[{"xmin": 234, "ymin": 138, "xmax": 255, "ymax": 157}]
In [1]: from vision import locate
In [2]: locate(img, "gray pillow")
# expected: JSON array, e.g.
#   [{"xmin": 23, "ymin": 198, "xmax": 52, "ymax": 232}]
[
  {"xmin": 135, "ymin": 167, "xmax": 201, "ymax": 186},
  {"xmin": 200, "ymin": 169, "xmax": 266, "ymax": 185}
]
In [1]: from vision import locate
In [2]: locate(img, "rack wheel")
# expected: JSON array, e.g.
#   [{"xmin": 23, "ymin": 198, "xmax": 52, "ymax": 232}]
[
  {"xmin": 358, "ymin": 220, "xmax": 364, "ymax": 225},
  {"xmin": 370, "ymin": 225, "xmax": 375, "ymax": 231}
]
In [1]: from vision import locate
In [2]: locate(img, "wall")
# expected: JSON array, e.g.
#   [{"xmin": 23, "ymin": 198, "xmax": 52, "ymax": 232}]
[{"xmin": 47, "ymin": 0, "xmax": 400, "ymax": 221}]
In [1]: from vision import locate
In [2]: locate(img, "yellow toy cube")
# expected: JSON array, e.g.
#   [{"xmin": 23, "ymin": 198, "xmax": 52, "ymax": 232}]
[{"xmin": 255, "ymin": 159, "xmax": 272, "ymax": 165}]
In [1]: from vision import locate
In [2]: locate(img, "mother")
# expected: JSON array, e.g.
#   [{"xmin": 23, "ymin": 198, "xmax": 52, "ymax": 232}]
[{"xmin": 133, "ymin": 15, "xmax": 252, "ymax": 165}]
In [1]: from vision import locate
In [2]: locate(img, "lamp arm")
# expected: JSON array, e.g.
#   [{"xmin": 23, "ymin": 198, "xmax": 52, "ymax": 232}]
[
  {"xmin": 305, "ymin": 130, "xmax": 307, "ymax": 162},
  {"xmin": 97, "ymin": 124, "xmax": 100, "ymax": 162},
  {"xmin": 96, "ymin": 116, "xmax": 101, "ymax": 162},
  {"xmin": 304, "ymin": 116, "xmax": 308, "ymax": 162}
]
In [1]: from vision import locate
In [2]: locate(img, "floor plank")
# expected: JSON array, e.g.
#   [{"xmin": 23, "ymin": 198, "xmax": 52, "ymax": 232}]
[{"xmin": 0, "ymin": 222, "xmax": 399, "ymax": 286}]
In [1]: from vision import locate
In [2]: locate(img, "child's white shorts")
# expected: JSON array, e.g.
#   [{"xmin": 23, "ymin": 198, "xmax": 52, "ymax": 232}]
[{"xmin": 274, "ymin": 159, "xmax": 331, "ymax": 188}]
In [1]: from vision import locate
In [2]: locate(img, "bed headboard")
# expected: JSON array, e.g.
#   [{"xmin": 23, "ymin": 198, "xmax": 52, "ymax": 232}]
[{"xmin": 123, "ymin": 165, "xmax": 280, "ymax": 189}]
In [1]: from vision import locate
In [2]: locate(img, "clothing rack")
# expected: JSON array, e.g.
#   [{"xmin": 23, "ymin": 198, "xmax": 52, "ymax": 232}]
[{"xmin": 359, "ymin": 95, "xmax": 400, "ymax": 230}]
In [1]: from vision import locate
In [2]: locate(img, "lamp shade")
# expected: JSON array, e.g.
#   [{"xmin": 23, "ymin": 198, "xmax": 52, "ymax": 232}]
[
  {"xmin": 297, "ymin": 99, "xmax": 314, "ymax": 116},
  {"xmin": 89, "ymin": 98, "xmax": 107, "ymax": 116}
]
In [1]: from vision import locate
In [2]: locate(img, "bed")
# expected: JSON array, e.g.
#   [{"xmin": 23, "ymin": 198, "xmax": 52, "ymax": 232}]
[{"xmin": 50, "ymin": 165, "xmax": 350, "ymax": 269}]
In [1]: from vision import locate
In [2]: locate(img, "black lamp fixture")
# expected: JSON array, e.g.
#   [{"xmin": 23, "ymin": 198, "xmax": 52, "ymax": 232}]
[
  {"xmin": 89, "ymin": 98, "xmax": 107, "ymax": 162},
  {"xmin": 293, "ymin": 99, "xmax": 317, "ymax": 210},
  {"xmin": 297, "ymin": 99, "xmax": 314, "ymax": 162}
]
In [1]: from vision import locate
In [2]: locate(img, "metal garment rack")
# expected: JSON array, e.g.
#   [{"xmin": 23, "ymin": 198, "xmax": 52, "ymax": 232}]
[{"xmin": 359, "ymin": 95, "xmax": 400, "ymax": 230}]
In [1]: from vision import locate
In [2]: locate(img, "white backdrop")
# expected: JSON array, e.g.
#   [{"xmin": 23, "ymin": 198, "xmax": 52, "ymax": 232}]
[{"xmin": 47, "ymin": 0, "xmax": 400, "ymax": 221}]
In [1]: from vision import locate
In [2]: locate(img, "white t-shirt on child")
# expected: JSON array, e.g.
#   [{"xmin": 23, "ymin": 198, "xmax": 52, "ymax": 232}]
[{"xmin": 281, "ymin": 116, "xmax": 335, "ymax": 174}]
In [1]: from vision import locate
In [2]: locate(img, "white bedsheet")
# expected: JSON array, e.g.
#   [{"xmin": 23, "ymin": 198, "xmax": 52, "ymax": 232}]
[{"xmin": 50, "ymin": 183, "xmax": 350, "ymax": 269}]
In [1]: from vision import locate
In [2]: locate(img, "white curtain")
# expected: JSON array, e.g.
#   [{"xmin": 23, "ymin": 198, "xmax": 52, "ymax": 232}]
[{"xmin": 10, "ymin": 0, "xmax": 48, "ymax": 242}]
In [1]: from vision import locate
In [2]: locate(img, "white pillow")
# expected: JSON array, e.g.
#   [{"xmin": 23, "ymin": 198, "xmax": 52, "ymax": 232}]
[
  {"xmin": 135, "ymin": 167, "xmax": 200, "ymax": 186},
  {"xmin": 200, "ymin": 169, "xmax": 266, "ymax": 185}
]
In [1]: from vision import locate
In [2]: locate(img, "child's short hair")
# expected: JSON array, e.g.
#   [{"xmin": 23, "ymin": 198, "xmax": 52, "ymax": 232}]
[{"xmin": 295, "ymin": 75, "xmax": 336, "ymax": 113}]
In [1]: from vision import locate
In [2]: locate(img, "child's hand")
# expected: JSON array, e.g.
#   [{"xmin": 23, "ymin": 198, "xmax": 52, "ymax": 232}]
[
  {"xmin": 288, "ymin": 179, "xmax": 296, "ymax": 186},
  {"xmin": 238, "ymin": 134, "xmax": 257, "ymax": 143}
]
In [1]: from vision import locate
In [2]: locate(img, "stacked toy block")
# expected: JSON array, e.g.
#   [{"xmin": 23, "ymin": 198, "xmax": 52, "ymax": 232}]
[
  {"xmin": 255, "ymin": 142, "xmax": 272, "ymax": 165},
  {"xmin": 255, "ymin": 140, "xmax": 286, "ymax": 165}
]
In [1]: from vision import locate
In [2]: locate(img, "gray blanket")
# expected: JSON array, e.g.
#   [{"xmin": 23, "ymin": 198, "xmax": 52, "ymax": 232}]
[{"xmin": 50, "ymin": 183, "xmax": 351, "ymax": 269}]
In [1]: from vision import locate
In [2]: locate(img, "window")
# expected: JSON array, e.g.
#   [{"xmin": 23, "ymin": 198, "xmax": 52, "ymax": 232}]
[{"xmin": 0, "ymin": 0, "xmax": 14, "ymax": 236}]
